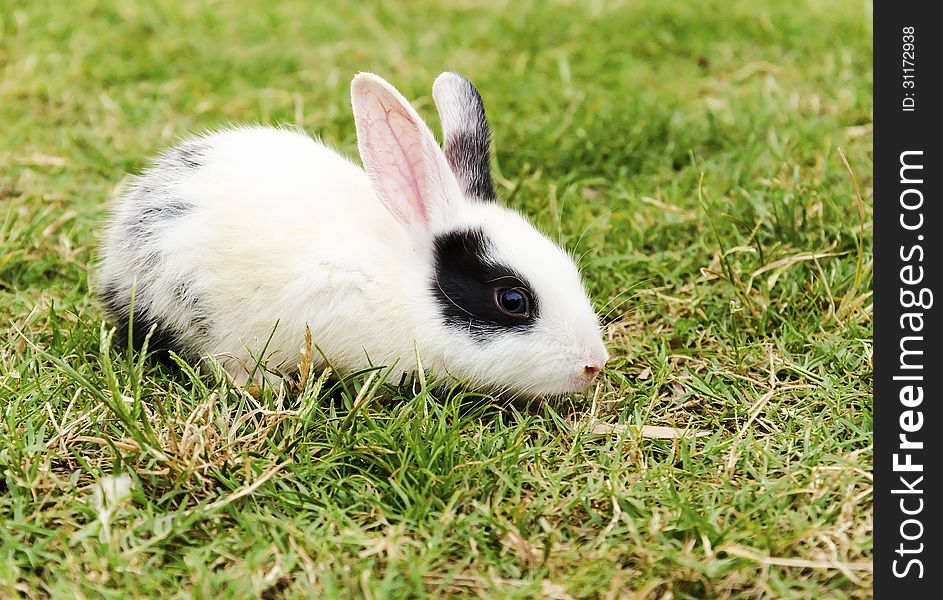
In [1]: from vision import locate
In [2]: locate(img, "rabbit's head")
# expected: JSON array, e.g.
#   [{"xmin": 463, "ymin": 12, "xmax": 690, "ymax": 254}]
[{"xmin": 351, "ymin": 72, "xmax": 608, "ymax": 396}]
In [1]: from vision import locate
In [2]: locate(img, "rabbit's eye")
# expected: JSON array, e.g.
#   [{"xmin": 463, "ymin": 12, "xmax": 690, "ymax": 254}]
[
  {"xmin": 494, "ymin": 288, "xmax": 531, "ymax": 318},
  {"xmin": 432, "ymin": 228, "xmax": 539, "ymax": 336}
]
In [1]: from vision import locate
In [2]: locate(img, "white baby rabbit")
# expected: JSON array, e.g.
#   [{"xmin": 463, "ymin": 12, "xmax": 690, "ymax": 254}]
[{"xmin": 96, "ymin": 72, "xmax": 608, "ymax": 395}]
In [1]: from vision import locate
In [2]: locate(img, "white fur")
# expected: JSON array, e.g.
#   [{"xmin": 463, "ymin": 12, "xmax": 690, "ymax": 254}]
[{"xmin": 96, "ymin": 73, "xmax": 608, "ymax": 396}]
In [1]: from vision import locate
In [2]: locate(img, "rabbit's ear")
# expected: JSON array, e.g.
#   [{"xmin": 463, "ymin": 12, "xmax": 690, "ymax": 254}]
[
  {"xmin": 432, "ymin": 72, "xmax": 497, "ymax": 202},
  {"xmin": 351, "ymin": 73, "xmax": 463, "ymax": 241}
]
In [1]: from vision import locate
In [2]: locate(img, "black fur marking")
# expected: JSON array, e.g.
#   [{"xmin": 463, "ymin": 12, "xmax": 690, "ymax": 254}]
[
  {"xmin": 445, "ymin": 130, "xmax": 496, "ymax": 201},
  {"xmin": 173, "ymin": 281, "xmax": 197, "ymax": 307},
  {"xmin": 431, "ymin": 228, "xmax": 538, "ymax": 339},
  {"xmin": 127, "ymin": 199, "xmax": 194, "ymax": 242},
  {"xmin": 99, "ymin": 285, "xmax": 189, "ymax": 359},
  {"xmin": 440, "ymin": 76, "xmax": 497, "ymax": 202},
  {"xmin": 140, "ymin": 200, "xmax": 192, "ymax": 221},
  {"xmin": 167, "ymin": 142, "xmax": 207, "ymax": 169},
  {"xmin": 173, "ymin": 281, "xmax": 210, "ymax": 337}
]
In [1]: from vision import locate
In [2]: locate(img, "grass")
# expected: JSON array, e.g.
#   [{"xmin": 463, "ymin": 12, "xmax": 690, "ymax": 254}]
[{"xmin": 0, "ymin": 0, "xmax": 872, "ymax": 597}]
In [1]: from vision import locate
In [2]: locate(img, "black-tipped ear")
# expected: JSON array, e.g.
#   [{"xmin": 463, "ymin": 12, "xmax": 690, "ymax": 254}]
[{"xmin": 431, "ymin": 72, "xmax": 497, "ymax": 202}]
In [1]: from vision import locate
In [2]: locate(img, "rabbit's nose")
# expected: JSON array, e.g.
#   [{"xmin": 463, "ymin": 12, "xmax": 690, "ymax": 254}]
[
  {"xmin": 588, "ymin": 348, "xmax": 609, "ymax": 372},
  {"xmin": 583, "ymin": 354, "xmax": 608, "ymax": 378}
]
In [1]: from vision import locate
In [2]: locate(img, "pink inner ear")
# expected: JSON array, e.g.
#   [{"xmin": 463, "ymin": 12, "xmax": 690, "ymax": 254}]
[{"xmin": 357, "ymin": 90, "xmax": 430, "ymax": 228}]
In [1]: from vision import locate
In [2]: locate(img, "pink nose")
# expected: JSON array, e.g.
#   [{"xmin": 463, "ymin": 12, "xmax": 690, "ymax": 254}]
[{"xmin": 584, "ymin": 364, "xmax": 602, "ymax": 378}]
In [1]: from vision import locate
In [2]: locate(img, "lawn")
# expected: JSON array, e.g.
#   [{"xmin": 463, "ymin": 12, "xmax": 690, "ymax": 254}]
[{"xmin": 0, "ymin": 0, "xmax": 872, "ymax": 598}]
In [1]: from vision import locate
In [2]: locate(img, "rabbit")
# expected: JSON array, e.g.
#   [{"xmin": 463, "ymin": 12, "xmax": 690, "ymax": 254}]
[{"xmin": 95, "ymin": 72, "xmax": 609, "ymax": 396}]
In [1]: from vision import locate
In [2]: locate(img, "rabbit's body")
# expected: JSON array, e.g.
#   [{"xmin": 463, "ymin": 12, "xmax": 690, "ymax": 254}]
[
  {"xmin": 98, "ymin": 73, "xmax": 608, "ymax": 395},
  {"xmin": 99, "ymin": 127, "xmax": 426, "ymax": 383}
]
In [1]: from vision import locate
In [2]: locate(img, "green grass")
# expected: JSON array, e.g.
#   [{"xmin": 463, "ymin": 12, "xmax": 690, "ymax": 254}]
[{"xmin": 1, "ymin": 0, "xmax": 872, "ymax": 597}]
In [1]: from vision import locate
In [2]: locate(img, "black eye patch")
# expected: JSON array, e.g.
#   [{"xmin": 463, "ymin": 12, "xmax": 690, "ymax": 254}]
[{"xmin": 431, "ymin": 228, "xmax": 539, "ymax": 339}]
